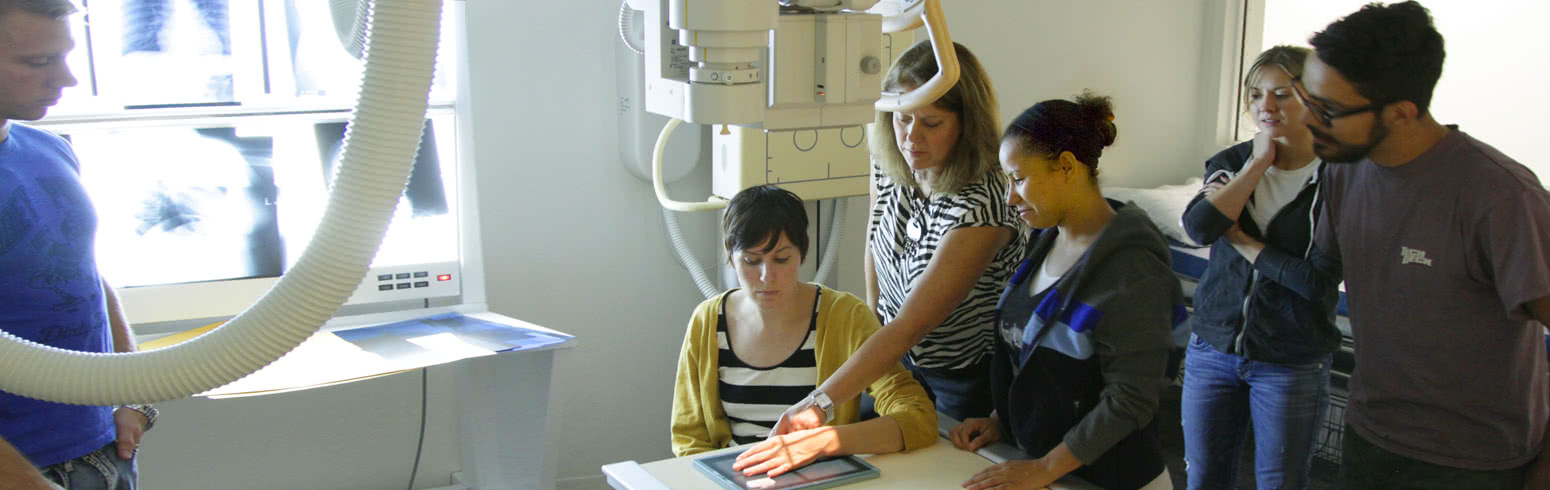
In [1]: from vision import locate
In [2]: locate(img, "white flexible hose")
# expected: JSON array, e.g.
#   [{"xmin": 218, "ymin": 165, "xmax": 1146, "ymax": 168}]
[
  {"xmin": 873, "ymin": 0, "xmax": 957, "ymax": 113},
  {"xmin": 0, "ymin": 0, "xmax": 440, "ymax": 405},
  {"xmin": 330, "ymin": 0, "xmax": 372, "ymax": 59},
  {"xmin": 876, "ymin": 0, "xmax": 924, "ymax": 32},
  {"xmin": 811, "ymin": 198, "xmax": 847, "ymax": 285},
  {"xmin": 653, "ymin": 118, "xmax": 727, "ymax": 212},
  {"xmin": 663, "ymin": 208, "xmax": 721, "ymax": 299},
  {"xmin": 617, "ymin": 0, "xmax": 645, "ymax": 55}
]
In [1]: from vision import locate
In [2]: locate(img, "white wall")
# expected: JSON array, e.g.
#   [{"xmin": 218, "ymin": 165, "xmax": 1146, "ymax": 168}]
[
  {"xmin": 140, "ymin": 366, "xmax": 462, "ymax": 489},
  {"xmin": 462, "ymin": 1, "xmax": 721, "ymax": 487},
  {"xmin": 459, "ymin": 2, "xmax": 1235, "ymax": 488},
  {"xmin": 939, "ymin": 1, "xmax": 1232, "ymax": 188}
]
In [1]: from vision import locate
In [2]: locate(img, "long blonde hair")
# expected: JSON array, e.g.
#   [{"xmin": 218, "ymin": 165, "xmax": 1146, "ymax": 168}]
[{"xmin": 869, "ymin": 40, "xmax": 999, "ymax": 194}]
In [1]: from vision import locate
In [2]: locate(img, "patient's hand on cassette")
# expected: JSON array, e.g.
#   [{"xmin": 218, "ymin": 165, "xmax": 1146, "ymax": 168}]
[{"xmin": 733, "ymin": 427, "xmax": 838, "ymax": 478}]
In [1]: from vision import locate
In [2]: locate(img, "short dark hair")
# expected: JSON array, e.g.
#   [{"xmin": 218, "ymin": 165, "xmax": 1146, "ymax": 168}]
[
  {"xmin": 1003, "ymin": 91, "xmax": 1118, "ymax": 182},
  {"xmin": 1309, "ymin": 1, "xmax": 1444, "ymax": 115},
  {"xmin": 0, "ymin": 0, "xmax": 78, "ymax": 19},
  {"xmin": 723, "ymin": 185, "xmax": 809, "ymax": 260}
]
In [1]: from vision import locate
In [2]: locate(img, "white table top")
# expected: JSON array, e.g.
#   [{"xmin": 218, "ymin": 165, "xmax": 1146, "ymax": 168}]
[
  {"xmin": 604, "ymin": 414, "xmax": 1101, "ymax": 490},
  {"xmin": 611, "ymin": 441, "xmax": 1001, "ymax": 490}
]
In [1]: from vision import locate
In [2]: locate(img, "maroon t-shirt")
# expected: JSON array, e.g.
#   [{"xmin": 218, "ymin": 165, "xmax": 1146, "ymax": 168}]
[{"xmin": 1315, "ymin": 129, "xmax": 1550, "ymax": 470}]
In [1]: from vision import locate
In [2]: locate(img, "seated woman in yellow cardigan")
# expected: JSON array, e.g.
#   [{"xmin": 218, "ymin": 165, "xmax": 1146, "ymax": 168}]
[{"xmin": 671, "ymin": 185, "xmax": 937, "ymax": 478}]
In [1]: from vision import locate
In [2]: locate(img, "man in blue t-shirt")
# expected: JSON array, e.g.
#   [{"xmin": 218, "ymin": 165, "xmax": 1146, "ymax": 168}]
[
  {"xmin": 0, "ymin": 1, "xmax": 154, "ymax": 489},
  {"xmin": 1298, "ymin": 2, "xmax": 1550, "ymax": 489}
]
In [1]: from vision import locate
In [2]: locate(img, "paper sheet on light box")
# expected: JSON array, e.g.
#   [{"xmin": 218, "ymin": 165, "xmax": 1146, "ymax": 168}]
[{"xmin": 172, "ymin": 313, "xmax": 572, "ymax": 398}]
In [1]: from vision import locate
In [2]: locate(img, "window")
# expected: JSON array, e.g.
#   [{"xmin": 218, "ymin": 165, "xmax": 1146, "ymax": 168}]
[
  {"xmin": 1241, "ymin": 0, "xmax": 1549, "ymax": 177},
  {"xmin": 38, "ymin": 0, "xmax": 463, "ymax": 295},
  {"xmin": 51, "ymin": 0, "xmax": 457, "ymax": 116}
]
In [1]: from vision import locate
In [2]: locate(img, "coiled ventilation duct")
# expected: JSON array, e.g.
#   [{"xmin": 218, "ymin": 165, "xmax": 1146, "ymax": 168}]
[
  {"xmin": 0, "ymin": 0, "xmax": 442, "ymax": 405},
  {"xmin": 331, "ymin": 0, "xmax": 372, "ymax": 60}
]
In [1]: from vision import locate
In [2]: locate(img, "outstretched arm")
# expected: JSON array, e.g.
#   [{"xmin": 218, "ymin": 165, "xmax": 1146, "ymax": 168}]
[
  {"xmin": 962, "ymin": 442, "xmax": 1083, "ymax": 490},
  {"xmin": 735, "ymin": 301, "xmax": 936, "ymax": 477},
  {"xmin": 771, "ymin": 225, "xmax": 1011, "ymax": 436},
  {"xmin": 1061, "ymin": 272, "xmax": 1174, "ymax": 471},
  {"xmin": 816, "ymin": 225, "xmax": 1011, "ymax": 405},
  {"xmin": 733, "ymin": 416, "xmax": 904, "ymax": 478}
]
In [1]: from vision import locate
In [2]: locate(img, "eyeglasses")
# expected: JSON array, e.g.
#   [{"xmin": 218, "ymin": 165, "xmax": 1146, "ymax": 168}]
[{"xmin": 1290, "ymin": 76, "xmax": 1390, "ymax": 127}]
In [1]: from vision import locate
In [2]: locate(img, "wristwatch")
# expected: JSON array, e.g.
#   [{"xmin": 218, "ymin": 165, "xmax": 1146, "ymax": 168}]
[
  {"xmin": 808, "ymin": 389, "xmax": 835, "ymax": 423},
  {"xmin": 120, "ymin": 404, "xmax": 158, "ymax": 431}
]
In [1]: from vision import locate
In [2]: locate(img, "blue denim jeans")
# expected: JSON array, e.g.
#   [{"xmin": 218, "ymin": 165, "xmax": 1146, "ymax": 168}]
[
  {"xmin": 907, "ymin": 355, "xmax": 993, "ymax": 422},
  {"xmin": 859, "ymin": 355, "xmax": 992, "ymax": 423},
  {"xmin": 39, "ymin": 442, "xmax": 138, "ymax": 490},
  {"xmin": 1181, "ymin": 335, "xmax": 1330, "ymax": 490}
]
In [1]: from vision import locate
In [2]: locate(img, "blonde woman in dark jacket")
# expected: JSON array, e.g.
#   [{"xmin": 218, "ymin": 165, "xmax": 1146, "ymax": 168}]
[{"xmin": 1178, "ymin": 46, "xmax": 1343, "ymax": 490}]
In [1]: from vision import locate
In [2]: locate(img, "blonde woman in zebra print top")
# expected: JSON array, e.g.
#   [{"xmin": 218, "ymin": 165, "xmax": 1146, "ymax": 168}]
[{"xmin": 770, "ymin": 40, "xmax": 1024, "ymax": 430}]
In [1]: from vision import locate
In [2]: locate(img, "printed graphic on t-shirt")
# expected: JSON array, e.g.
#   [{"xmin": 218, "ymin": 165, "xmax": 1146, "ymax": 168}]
[
  {"xmin": 1400, "ymin": 246, "xmax": 1433, "ymax": 266},
  {"xmin": 0, "ymin": 188, "xmax": 38, "ymax": 255}
]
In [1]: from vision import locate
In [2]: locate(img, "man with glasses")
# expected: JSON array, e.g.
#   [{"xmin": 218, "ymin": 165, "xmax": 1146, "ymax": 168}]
[{"xmin": 1299, "ymin": 2, "xmax": 1550, "ymax": 489}]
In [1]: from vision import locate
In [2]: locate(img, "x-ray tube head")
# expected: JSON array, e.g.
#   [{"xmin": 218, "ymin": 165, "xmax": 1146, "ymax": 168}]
[
  {"xmin": 780, "ymin": 0, "xmax": 880, "ymax": 11},
  {"xmin": 640, "ymin": 0, "xmax": 775, "ymax": 125}
]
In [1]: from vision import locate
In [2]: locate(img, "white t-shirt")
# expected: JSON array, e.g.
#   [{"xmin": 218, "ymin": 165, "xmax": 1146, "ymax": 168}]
[
  {"xmin": 1032, "ymin": 260, "xmax": 1063, "ymax": 296},
  {"xmin": 1246, "ymin": 158, "xmax": 1319, "ymax": 233}
]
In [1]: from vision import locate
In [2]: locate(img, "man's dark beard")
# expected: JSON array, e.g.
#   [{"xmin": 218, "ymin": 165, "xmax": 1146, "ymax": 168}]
[{"xmin": 1310, "ymin": 118, "xmax": 1388, "ymax": 163}]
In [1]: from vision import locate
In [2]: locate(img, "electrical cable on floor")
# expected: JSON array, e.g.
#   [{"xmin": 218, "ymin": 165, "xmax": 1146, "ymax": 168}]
[
  {"xmin": 407, "ymin": 367, "xmax": 428, "ymax": 490},
  {"xmin": 406, "ymin": 296, "xmax": 430, "ymax": 490}
]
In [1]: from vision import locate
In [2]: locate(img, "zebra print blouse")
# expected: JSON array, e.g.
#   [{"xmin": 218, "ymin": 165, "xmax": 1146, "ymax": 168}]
[{"xmin": 868, "ymin": 164, "xmax": 1025, "ymax": 369}]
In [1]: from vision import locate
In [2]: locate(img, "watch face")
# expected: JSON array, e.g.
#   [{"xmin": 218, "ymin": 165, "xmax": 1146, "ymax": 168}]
[{"xmin": 811, "ymin": 391, "xmax": 835, "ymax": 422}]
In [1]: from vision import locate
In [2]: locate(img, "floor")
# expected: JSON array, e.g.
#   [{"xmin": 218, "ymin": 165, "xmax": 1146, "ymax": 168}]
[{"xmin": 1155, "ymin": 385, "xmax": 1341, "ymax": 490}]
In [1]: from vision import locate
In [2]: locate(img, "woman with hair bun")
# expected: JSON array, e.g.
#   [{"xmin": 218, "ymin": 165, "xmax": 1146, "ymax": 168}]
[{"xmin": 949, "ymin": 93, "xmax": 1180, "ymax": 490}]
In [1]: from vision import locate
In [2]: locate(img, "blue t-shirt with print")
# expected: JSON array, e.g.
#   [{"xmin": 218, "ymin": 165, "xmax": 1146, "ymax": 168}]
[{"xmin": 0, "ymin": 123, "xmax": 116, "ymax": 468}]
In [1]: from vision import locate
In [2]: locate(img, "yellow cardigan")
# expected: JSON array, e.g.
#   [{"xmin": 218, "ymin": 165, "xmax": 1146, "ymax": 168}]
[{"xmin": 670, "ymin": 284, "xmax": 938, "ymax": 456}]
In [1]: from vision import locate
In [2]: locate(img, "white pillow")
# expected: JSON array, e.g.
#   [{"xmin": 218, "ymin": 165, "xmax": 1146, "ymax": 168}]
[{"xmin": 1103, "ymin": 177, "xmax": 1205, "ymax": 248}]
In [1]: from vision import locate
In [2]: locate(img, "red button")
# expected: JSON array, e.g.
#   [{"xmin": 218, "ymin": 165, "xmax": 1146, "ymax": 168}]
[{"xmin": 437, "ymin": 274, "xmax": 452, "ymax": 281}]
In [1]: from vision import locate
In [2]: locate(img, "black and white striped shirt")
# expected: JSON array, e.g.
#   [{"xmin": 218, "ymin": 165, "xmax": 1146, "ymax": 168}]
[
  {"xmin": 869, "ymin": 166, "xmax": 1025, "ymax": 369},
  {"xmin": 716, "ymin": 290, "xmax": 820, "ymax": 445}
]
